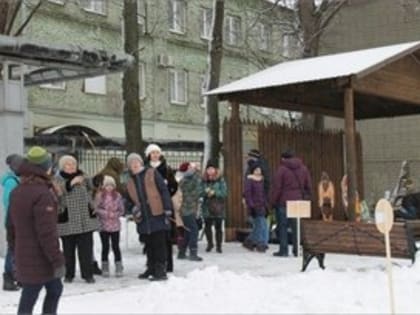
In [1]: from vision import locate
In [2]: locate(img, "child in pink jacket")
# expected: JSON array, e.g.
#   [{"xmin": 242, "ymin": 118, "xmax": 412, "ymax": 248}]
[{"xmin": 95, "ymin": 175, "xmax": 125, "ymax": 277}]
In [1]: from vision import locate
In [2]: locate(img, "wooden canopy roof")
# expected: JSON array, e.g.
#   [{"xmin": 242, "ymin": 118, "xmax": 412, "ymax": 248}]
[{"xmin": 207, "ymin": 41, "xmax": 420, "ymax": 120}]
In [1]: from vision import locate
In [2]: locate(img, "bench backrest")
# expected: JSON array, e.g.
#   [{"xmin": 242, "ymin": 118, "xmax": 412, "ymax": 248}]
[{"xmin": 301, "ymin": 220, "xmax": 416, "ymax": 260}]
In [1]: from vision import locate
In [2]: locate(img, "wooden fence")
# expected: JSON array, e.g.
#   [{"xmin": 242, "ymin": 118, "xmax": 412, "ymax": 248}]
[{"xmin": 223, "ymin": 118, "xmax": 363, "ymax": 241}]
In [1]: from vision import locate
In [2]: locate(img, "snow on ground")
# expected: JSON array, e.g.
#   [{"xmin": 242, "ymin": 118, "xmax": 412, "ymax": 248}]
[{"xmin": 1, "ymin": 219, "xmax": 419, "ymax": 314}]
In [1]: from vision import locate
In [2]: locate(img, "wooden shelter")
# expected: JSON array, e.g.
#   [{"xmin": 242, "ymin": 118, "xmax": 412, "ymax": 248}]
[{"xmin": 207, "ymin": 41, "xmax": 420, "ymax": 230}]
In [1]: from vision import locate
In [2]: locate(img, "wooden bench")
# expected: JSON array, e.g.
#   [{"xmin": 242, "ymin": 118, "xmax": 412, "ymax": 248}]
[{"xmin": 301, "ymin": 220, "xmax": 420, "ymax": 272}]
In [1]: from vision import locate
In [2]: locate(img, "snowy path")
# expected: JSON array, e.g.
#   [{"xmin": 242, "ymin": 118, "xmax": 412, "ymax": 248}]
[{"xmin": 1, "ymin": 221, "xmax": 419, "ymax": 313}]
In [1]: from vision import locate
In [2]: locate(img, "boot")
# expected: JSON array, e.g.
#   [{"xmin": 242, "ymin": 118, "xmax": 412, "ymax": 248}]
[
  {"xmin": 189, "ymin": 250, "xmax": 203, "ymax": 262},
  {"xmin": 242, "ymin": 239, "xmax": 255, "ymax": 251},
  {"xmin": 3, "ymin": 273, "xmax": 19, "ymax": 291},
  {"xmin": 150, "ymin": 263, "xmax": 168, "ymax": 281},
  {"xmin": 101, "ymin": 261, "xmax": 109, "ymax": 277},
  {"xmin": 92, "ymin": 261, "xmax": 102, "ymax": 275},
  {"xmin": 177, "ymin": 248, "xmax": 187, "ymax": 259},
  {"xmin": 115, "ymin": 261, "xmax": 123, "ymax": 278},
  {"xmin": 216, "ymin": 229, "xmax": 223, "ymax": 253},
  {"xmin": 205, "ymin": 225, "xmax": 213, "ymax": 252}
]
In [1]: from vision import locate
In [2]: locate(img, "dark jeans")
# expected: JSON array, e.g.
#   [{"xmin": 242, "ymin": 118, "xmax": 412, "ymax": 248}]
[
  {"xmin": 61, "ymin": 232, "xmax": 93, "ymax": 280},
  {"xmin": 275, "ymin": 206, "xmax": 297, "ymax": 256},
  {"xmin": 204, "ymin": 217, "xmax": 223, "ymax": 248},
  {"xmin": 143, "ymin": 230, "xmax": 167, "ymax": 276},
  {"xmin": 4, "ymin": 246, "xmax": 14, "ymax": 275},
  {"xmin": 99, "ymin": 231, "xmax": 122, "ymax": 262},
  {"xmin": 182, "ymin": 215, "xmax": 199, "ymax": 252},
  {"xmin": 18, "ymin": 278, "xmax": 63, "ymax": 315}
]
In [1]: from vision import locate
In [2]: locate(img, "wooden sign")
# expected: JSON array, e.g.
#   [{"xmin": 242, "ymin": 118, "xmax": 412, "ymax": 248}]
[{"xmin": 287, "ymin": 201, "xmax": 311, "ymax": 218}]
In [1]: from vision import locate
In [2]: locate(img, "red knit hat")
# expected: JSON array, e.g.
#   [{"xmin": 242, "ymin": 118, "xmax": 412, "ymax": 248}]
[{"xmin": 179, "ymin": 162, "xmax": 190, "ymax": 172}]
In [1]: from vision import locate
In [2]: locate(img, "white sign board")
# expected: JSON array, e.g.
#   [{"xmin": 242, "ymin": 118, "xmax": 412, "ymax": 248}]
[
  {"xmin": 287, "ymin": 200, "xmax": 311, "ymax": 218},
  {"xmin": 375, "ymin": 198, "xmax": 394, "ymax": 234}
]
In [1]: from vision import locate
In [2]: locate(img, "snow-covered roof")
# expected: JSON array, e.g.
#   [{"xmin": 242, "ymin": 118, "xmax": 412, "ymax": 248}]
[{"xmin": 207, "ymin": 41, "xmax": 420, "ymax": 97}]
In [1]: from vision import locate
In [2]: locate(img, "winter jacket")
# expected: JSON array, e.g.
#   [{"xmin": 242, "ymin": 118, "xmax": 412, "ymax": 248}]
[
  {"xmin": 1, "ymin": 171, "xmax": 20, "ymax": 227},
  {"xmin": 244, "ymin": 174, "xmax": 267, "ymax": 217},
  {"xmin": 54, "ymin": 170, "xmax": 99, "ymax": 236},
  {"xmin": 95, "ymin": 190, "xmax": 124, "ymax": 232},
  {"xmin": 145, "ymin": 157, "xmax": 178, "ymax": 197},
  {"xmin": 180, "ymin": 171, "xmax": 202, "ymax": 217},
  {"xmin": 201, "ymin": 173, "xmax": 228, "ymax": 219},
  {"xmin": 245, "ymin": 157, "xmax": 271, "ymax": 197},
  {"xmin": 128, "ymin": 167, "xmax": 173, "ymax": 235},
  {"xmin": 7, "ymin": 162, "xmax": 64, "ymax": 285},
  {"xmin": 271, "ymin": 157, "xmax": 312, "ymax": 207}
]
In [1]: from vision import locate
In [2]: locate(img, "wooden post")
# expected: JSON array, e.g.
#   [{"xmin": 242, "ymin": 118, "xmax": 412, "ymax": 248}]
[
  {"xmin": 344, "ymin": 85, "xmax": 358, "ymax": 221},
  {"xmin": 224, "ymin": 101, "xmax": 243, "ymax": 241}
]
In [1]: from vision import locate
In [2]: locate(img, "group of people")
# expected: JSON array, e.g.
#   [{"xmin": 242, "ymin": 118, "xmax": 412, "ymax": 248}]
[
  {"xmin": 242, "ymin": 148, "xmax": 337, "ymax": 257},
  {"xmin": 1, "ymin": 143, "xmax": 228, "ymax": 314}
]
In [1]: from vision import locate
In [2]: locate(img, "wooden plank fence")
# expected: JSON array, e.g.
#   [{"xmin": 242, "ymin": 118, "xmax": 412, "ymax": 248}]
[{"xmin": 223, "ymin": 118, "xmax": 363, "ymax": 241}]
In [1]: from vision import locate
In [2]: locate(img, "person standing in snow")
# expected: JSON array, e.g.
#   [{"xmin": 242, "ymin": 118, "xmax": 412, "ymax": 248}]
[
  {"xmin": 271, "ymin": 149, "xmax": 312, "ymax": 257},
  {"xmin": 95, "ymin": 175, "xmax": 125, "ymax": 277},
  {"xmin": 243, "ymin": 161, "xmax": 269, "ymax": 252},
  {"xmin": 201, "ymin": 161, "xmax": 227, "ymax": 253},
  {"xmin": 177, "ymin": 162, "xmax": 203, "ymax": 261},
  {"xmin": 8, "ymin": 146, "xmax": 65, "ymax": 315},
  {"xmin": 1, "ymin": 154, "xmax": 23, "ymax": 291},
  {"xmin": 126, "ymin": 153, "xmax": 173, "ymax": 281},
  {"xmin": 144, "ymin": 144, "xmax": 178, "ymax": 273}
]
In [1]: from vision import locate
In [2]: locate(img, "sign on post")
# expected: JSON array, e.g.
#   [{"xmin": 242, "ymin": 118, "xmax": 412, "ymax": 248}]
[
  {"xmin": 287, "ymin": 201, "xmax": 311, "ymax": 257},
  {"xmin": 375, "ymin": 198, "xmax": 395, "ymax": 315}
]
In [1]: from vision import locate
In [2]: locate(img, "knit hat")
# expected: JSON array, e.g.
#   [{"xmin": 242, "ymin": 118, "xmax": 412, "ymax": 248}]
[
  {"xmin": 102, "ymin": 175, "xmax": 116, "ymax": 188},
  {"xmin": 5, "ymin": 154, "xmax": 24, "ymax": 174},
  {"xmin": 206, "ymin": 159, "xmax": 218, "ymax": 169},
  {"xmin": 58, "ymin": 155, "xmax": 78, "ymax": 171},
  {"xmin": 26, "ymin": 146, "xmax": 53, "ymax": 172},
  {"xmin": 281, "ymin": 148, "xmax": 295, "ymax": 159},
  {"xmin": 179, "ymin": 162, "xmax": 190, "ymax": 172},
  {"xmin": 145, "ymin": 144, "xmax": 162, "ymax": 157},
  {"xmin": 248, "ymin": 149, "xmax": 261, "ymax": 159},
  {"xmin": 126, "ymin": 153, "xmax": 143, "ymax": 167}
]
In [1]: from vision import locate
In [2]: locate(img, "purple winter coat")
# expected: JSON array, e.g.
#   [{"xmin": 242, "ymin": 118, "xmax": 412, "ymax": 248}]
[
  {"xmin": 95, "ymin": 191, "xmax": 124, "ymax": 232},
  {"xmin": 244, "ymin": 175, "xmax": 267, "ymax": 216},
  {"xmin": 271, "ymin": 157, "xmax": 312, "ymax": 207}
]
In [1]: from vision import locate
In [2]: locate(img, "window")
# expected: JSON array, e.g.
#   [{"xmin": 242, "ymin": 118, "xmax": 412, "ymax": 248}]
[
  {"xmin": 282, "ymin": 34, "xmax": 294, "ymax": 57},
  {"xmin": 84, "ymin": 75, "xmax": 106, "ymax": 95},
  {"xmin": 257, "ymin": 22, "xmax": 271, "ymax": 51},
  {"xmin": 47, "ymin": 0, "xmax": 64, "ymax": 4},
  {"xmin": 200, "ymin": 74, "xmax": 207, "ymax": 107},
  {"xmin": 200, "ymin": 8, "xmax": 213, "ymax": 40},
  {"xmin": 225, "ymin": 15, "xmax": 241, "ymax": 46},
  {"xmin": 139, "ymin": 63, "xmax": 146, "ymax": 99},
  {"xmin": 40, "ymin": 81, "xmax": 66, "ymax": 90},
  {"xmin": 82, "ymin": 0, "xmax": 106, "ymax": 15},
  {"xmin": 169, "ymin": 69, "xmax": 187, "ymax": 105},
  {"xmin": 169, "ymin": 0, "xmax": 186, "ymax": 34},
  {"xmin": 137, "ymin": 0, "xmax": 146, "ymax": 33}
]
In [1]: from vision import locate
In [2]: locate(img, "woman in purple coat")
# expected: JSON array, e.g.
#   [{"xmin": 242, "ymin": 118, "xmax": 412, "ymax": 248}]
[{"xmin": 242, "ymin": 161, "xmax": 269, "ymax": 252}]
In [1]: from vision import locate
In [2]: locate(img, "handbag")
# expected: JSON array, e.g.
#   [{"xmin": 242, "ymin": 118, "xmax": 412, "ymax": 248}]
[{"xmin": 208, "ymin": 197, "xmax": 224, "ymax": 216}]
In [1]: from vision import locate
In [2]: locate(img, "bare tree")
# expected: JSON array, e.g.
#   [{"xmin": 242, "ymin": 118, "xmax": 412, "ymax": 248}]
[
  {"xmin": 122, "ymin": 0, "xmax": 144, "ymax": 155},
  {"xmin": 203, "ymin": 0, "xmax": 224, "ymax": 167},
  {"xmin": 297, "ymin": 0, "xmax": 348, "ymax": 130},
  {"xmin": 0, "ymin": 0, "xmax": 44, "ymax": 36}
]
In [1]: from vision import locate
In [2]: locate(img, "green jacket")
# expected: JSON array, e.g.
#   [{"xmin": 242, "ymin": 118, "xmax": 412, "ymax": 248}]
[
  {"xmin": 180, "ymin": 171, "xmax": 202, "ymax": 217},
  {"xmin": 201, "ymin": 176, "xmax": 228, "ymax": 219}
]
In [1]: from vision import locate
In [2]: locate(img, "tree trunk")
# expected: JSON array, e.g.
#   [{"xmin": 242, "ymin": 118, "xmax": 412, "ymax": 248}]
[
  {"xmin": 122, "ymin": 0, "xmax": 143, "ymax": 155},
  {"xmin": 203, "ymin": 0, "xmax": 224, "ymax": 167}
]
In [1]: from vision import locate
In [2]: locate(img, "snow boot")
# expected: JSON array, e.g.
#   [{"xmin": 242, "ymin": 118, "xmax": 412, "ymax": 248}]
[
  {"xmin": 150, "ymin": 263, "xmax": 168, "ymax": 281},
  {"xmin": 189, "ymin": 250, "xmax": 203, "ymax": 262},
  {"xmin": 92, "ymin": 261, "xmax": 102, "ymax": 275},
  {"xmin": 205, "ymin": 225, "xmax": 213, "ymax": 252},
  {"xmin": 3, "ymin": 273, "xmax": 19, "ymax": 291},
  {"xmin": 115, "ymin": 261, "xmax": 123, "ymax": 278},
  {"xmin": 242, "ymin": 239, "xmax": 255, "ymax": 251},
  {"xmin": 216, "ymin": 229, "xmax": 223, "ymax": 253},
  {"xmin": 138, "ymin": 268, "xmax": 153, "ymax": 280},
  {"xmin": 101, "ymin": 261, "xmax": 109, "ymax": 277},
  {"xmin": 177, "ymin": 248, "xmax": 187, "ymax": 259}
]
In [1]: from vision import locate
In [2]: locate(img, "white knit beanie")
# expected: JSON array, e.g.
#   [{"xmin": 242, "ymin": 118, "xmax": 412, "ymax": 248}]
[
  {"xmin": 145, "ymin": 144, "xmax": 162, "ymax": 158},
  {"xmin": 126, "ymin": 153, "xmax": 143, "ymax": 167},
  {"xmin": 58, "ymin": 155, "xmax": 78, "ymax": 171},
  {"xmin": 102, "ymin": 175, "xmax": 116, "ymax": 188}
]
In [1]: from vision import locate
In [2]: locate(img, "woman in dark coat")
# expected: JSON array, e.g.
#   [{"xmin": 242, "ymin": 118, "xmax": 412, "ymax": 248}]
[{"xmin": 144, "ymin": 144, "xmax": 178, "ymax": 272}]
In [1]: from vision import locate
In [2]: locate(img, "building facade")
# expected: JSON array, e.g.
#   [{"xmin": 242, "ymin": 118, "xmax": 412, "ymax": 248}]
[
  {"xmin": 21, "ymin": 0, "xmax": 295, "ymax": 145},
  {"xmin": 320, "ymin": 0, "xmax": 420, "ymax": 204}
]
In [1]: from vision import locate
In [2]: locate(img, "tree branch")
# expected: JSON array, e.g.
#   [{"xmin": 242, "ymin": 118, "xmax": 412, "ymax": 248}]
[
  {"xmin": 6, "ymin": 0, "xmax": 22, "ymax": 35},
  {"xmin": 319, "ymin": 0, "xmax": 348, "ymax": 31},
  {"xmin": 13, "ymin": 0, "xmax": 44, "ymax": 36}
]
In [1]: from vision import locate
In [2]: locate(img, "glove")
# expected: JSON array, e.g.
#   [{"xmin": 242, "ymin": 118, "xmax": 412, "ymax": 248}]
[
  {"xmin": 54, "ymin": 265, "xmax": 66, "ymax": 279},
  {"xmin": 132, "ymin": 206, "xmax": 142, "ymax": 222}
]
